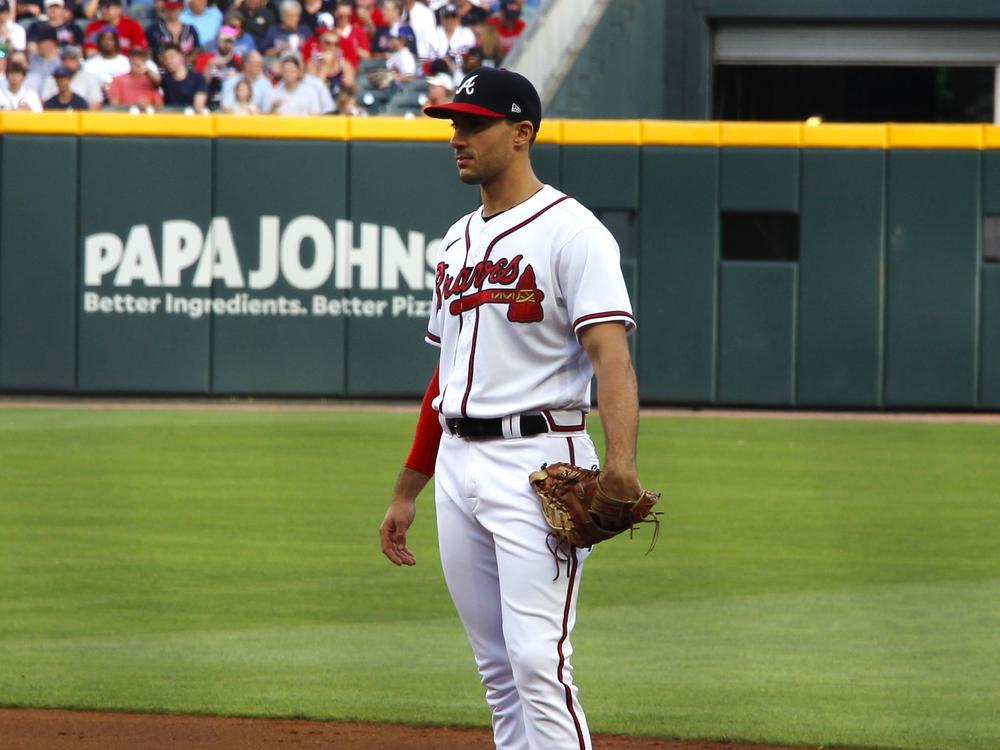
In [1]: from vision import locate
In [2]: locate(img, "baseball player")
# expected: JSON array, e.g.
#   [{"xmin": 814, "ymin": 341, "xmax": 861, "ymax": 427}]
[{"xmin": 379, "ymin": 67, "xmax": 646, "ymax": 750}]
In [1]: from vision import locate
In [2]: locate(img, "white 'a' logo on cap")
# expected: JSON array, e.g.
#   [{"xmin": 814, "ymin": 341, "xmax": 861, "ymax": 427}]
[{"xmin": 456, "ymin": 75, "xmax": 478, "ymax": 97}]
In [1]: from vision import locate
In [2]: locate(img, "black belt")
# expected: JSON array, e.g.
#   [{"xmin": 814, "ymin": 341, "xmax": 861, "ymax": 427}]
[{"xmin": 445, "ymin": 415, "xmax": 549, "ymax": 439}]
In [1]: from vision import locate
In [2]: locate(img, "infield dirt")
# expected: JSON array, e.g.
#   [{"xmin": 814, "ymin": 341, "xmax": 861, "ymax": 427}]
[{"xmin": 0, "ymin": 709, "xmax": 844, "ymax": 750}]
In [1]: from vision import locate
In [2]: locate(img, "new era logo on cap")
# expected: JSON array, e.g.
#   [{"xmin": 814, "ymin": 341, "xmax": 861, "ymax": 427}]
[{"xmin": 424, "ymin": 67, "xmax": 542, "ymax": 135}]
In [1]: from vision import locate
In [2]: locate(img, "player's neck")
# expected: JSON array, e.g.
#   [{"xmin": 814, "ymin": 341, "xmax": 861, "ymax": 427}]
[{"xmin": 479, "ymin": 163, "xmax": 543, "ymax": 217}]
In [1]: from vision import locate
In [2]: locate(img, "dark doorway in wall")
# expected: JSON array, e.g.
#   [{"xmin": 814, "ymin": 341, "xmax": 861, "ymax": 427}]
[{"xmin": 713, "ymin": 65, "xmax": 994, "ymax": 122}]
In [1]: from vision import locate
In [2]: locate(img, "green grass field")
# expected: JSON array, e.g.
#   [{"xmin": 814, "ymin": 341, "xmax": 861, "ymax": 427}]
[{"xmin": 0, "ymin": 406, "xmax": 998, "ymax": 750}]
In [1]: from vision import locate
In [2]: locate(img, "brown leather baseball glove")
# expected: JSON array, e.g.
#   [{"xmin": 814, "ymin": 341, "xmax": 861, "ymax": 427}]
[{"xmin": 529, "ymin": 463, "xmax": 661, "ymax": 551}]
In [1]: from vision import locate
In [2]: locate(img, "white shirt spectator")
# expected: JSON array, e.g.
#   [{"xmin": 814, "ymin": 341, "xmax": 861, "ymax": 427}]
[
  {"xmin": 0, "ymin": 84, "xmax": 43, "ymax": 111},
  {"xmin": 388, "ymin": 45, "xmax": 416, "ymax": 78},
  {"xmin": 404, "ymin": 0, "xmax": 436, "ymax": 60},
  {"xmin": 431, "ymin": 23, "xmax": 474, "ymax": 62},
  {"xmin": 83, "ymin": 54, "xmax": 130, "ymax": 86},
  {"xmin": 2, "ymin": 18, "xmax": 26, "ymax": 51},
  {"xmin": 302, "ymin": 72, "xmax": 335, "ymax": 113},
  {"xmin": 272, "ymin": 78, "xmax": 324, "ymax": 115}
]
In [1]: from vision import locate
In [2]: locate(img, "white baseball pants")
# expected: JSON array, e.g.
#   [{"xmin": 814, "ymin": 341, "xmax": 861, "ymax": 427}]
[{"xmin": 435, "ymin": 430, "xmax": 598, "ymax": 750}]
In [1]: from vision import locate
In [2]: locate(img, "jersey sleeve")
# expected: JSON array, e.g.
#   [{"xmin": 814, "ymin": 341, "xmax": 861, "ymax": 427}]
[
  {"xmin": 555, "ymin": 225, "xmax": 636, "ymax": 337},
  {"xmin": 425, "ymin": 236, "xmax": 449, "ymax": 348}
]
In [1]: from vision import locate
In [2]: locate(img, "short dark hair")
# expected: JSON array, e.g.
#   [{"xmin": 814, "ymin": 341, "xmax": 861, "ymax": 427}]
[
  {"xmin": 159, "ymin": 42, "xmax": 182, "ymax": 55},
  {"xmin": 6, "ymin": 60, "xmax": 26, "ymax": 75}
]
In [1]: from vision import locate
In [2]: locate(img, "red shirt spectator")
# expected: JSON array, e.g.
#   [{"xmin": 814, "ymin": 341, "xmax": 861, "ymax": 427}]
[
  {"xmin": 332, "ymin": 1, "xmax": 369, "ymax": 68},
  {"xmin": 84, "ymin": 0, "xmax": 147, "ymax": 56},
  {"xmin": 486, "ymin": 0, "xmax": 524, "ymax": 58},
  {"xmin": 107, "ymin": 45, "xmax": 163, "ymax": 107}
]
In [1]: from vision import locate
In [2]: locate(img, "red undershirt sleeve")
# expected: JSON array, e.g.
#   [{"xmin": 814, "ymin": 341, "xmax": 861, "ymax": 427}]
[{"xmin": 403, "ymin": 365, "xmax": 442, "ymax": 477}]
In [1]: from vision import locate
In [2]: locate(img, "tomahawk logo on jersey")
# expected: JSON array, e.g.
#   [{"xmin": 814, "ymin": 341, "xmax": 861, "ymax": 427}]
[{"xmin": 425, "ymin": 185, "xmax": 635, "ymax": 420}]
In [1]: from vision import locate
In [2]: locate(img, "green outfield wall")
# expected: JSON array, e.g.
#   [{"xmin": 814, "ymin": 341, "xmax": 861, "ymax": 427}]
[{"xmin": 0, "ymin": 114, "xmax": 998, "ymax": 408}]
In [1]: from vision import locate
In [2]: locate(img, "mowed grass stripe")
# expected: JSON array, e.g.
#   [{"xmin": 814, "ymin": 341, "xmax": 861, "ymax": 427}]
[{"xmin": 0, "ymin": 408, "xmax": 997, "ymax": 750}]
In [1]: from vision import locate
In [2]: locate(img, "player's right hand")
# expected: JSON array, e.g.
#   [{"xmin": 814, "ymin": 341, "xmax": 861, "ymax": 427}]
[{"xmin": 379, "ymin": 498, "xmax": 417, "ymax": 566}]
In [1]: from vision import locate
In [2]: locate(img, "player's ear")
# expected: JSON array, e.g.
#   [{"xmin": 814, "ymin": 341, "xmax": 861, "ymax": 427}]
[{"xmin": 513, "ymin": 120, "xmax": 535, "ymax": 149}]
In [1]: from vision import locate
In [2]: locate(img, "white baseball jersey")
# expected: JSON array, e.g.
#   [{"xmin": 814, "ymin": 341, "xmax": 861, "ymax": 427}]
[{"xmin": 425, "ymin": 185, "xmax": 635, "ymax": 419}]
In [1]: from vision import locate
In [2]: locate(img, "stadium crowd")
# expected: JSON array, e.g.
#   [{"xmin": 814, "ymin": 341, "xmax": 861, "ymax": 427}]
[{"xmin": 0, "ymin": 0, "xmax": 532, "ymax": 114}]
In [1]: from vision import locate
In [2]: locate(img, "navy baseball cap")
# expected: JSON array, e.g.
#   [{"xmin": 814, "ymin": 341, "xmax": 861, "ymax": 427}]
[{"xmin": 424, "ymin": 67, "xmax": 541, "ymax": 134}]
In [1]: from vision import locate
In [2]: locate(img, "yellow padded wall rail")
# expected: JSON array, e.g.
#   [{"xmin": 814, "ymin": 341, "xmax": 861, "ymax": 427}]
[{"xmin": 1, "ymin": 112, "xmax": 999, "ymax": 148}]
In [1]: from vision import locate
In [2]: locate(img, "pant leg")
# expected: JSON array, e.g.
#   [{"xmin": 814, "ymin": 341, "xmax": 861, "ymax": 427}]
[
  {"xmin": 473, "ymin": 433, "xmax": 598, "ymax": 750},
  {"xmin": 435, "ymin": 434, "xmax": 530, "ymax": 750}
]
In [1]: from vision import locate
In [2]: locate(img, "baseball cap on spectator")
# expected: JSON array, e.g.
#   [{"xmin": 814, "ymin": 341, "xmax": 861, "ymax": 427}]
[
  {"xmin": 162, "ymin": 0, "xmax": 183, "ymax": 7},
  {"xmin": 441, "ymin": 3, "xmax": 458, "ymax": 16},
  {"xmin": 100, "ymin": 0, "xmax": 123, "ymax": 6},
  {"xmin": 316, "ymin": 11, "xmax": 334, "ymax": 28},
  {"xmin": 501, "ymin": 0, "xmax": 520, "ymax": 18},
  {"xmin": 463, "ymin": 45, "xmax": 484, "ymax": 60},
  {"xmin": 34, "ymin": 24, "xmax": 58, "ymax": 42},
  {"xmin": 45, "ymin": 0, "xmax": 65, "ymax": 7},
  {"xmin": 218, "ymin": 25, "xmax": 239, "ymax": 40},
  {"xmin": 279, "ymin": 50, "xmax": 302, "ymax": 66},
  {"xmin": 53, "ymin": 65, "xmax": 73, "ymax": 78},
  {"xmin": 61, "ymin": 45, "xmax": 82, "ymax": 59},
  {"xmin": 0, "ymin": 0, "xmax": 11, "ymax": 12},
  {"xmin": 426, "ymin": 72, "xmax": 454, "ymax": 91},
  {"xmin": 97, "ymin": 25, "xmax": 119, "ymax": 37},
  {"xmin": 424, "ymin": 67, "xmax": 541, "ymax": 134}
]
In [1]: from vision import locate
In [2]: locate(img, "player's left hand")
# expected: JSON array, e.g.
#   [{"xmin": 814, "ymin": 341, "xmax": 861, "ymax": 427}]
[{"xmin": 597, "ymin": 464, "xmax": 643, "ymax": 501}]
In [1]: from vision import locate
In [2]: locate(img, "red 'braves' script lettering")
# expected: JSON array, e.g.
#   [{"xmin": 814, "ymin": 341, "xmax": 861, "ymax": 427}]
[{"xmin": 436, "ymin": 255, "xmax": 523, "ymax": 309}]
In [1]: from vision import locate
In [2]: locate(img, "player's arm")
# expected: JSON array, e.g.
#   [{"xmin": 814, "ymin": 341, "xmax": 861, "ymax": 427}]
[
  {"xmin": 580, "ymin": 322, "xmax": 642, "ymax": 500},
  {"xmin": 379, "ymin": 366, "xmax": 442, "ymax": 566}
]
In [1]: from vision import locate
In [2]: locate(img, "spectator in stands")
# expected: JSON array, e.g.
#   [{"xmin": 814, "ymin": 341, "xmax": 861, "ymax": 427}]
[
  {"xmin": 44, "ymin": 65, "xmax": 91, "ymax": 108},
  {"xmin": 385, "ymin": 24, "xmax": 414, "ymax": 82},
  {"xmin": 430, "ymin": 3, "xmax": 473, "ymax": 72},
  {"xmin": 425, "ymin": 70, "xmax": 451, "ymax": 106},
  {"xmin": 41, "ymin": 45, "xmax": 104, "ymax": 108},
  {"xmin": 300, "ymin": 0, "xmax": 331, "ymax": 34},
  {"xmin": 84, "ymin": 0, "xmax": 149, "ymax": 57},
  {"xmin": 300, "ymin": 11, "xmax": 330, "ymax": 63},
  {"xmin": 225, "ymin": 77, "xmax": 256, "ymax": 113},
  {"xmin": 146, "ymin": 0, "xmax": 200, "ymax": 61},
  {"xmin": 353, "ymin": 0, "xmax": 383, "ymax": 37},
  {"xmin": 457, "ymin": 42, "xmax": 483, "ymax": 80},
  {"xmin": 0, "ymin": 60, "xmax": 43, "ymax": 109},
  {"xmin": 272, "ymin": 51, "xmax": 323, "ymax": 114},
  {"xmin": 220, "ymin": 47, "xmax": 272, "ymax": 111},
  {"xmin": 107, "ymin": 43, "xmax": 162, "ymax": 108},
  {"xmin": 473, "ymin": 19, "xmax": 501, "ymax": 64},
  {"xmin": 28, "ymin": 0, "xmax": 84, "ymax": 53},
  {"xmin": 263, "ymin": 0, "xmax": 310, "ymax": 58},
  {"xmin": 216, "ymin": 12, "xmax": 256, "ymax": 55},
  {"xmin": 486, "ymin": 0, "xmax": 524, "ymax": 59},
  {"xmin": 159, "ymin": 41, "xmax": 207, "ymax": 110},
  {"xmin": 304, "ymin": 25, "xmax": 352, "ymax": 98},
  {"xmin": 83, "ymin": 27, "xmax": 130, "ymax": 90},
  {"xmin": 239, "ymin": 0, "xmax": 277, "ymax": 54},
  {"xmin": 0, "ymin": 0, "xmax": 27, "ymax": 53},
  {"xmin": 195, "ymin": 25, "xmax": 242, "ymax": 110},
  {"xmin": 372, "ymin": 0, "xmax": 401, "ymax": 58},
  {"xmin": 454, "ymin": 0, "xmax": 487, "ymax": 26},
  {"xmin": 181, "ymin": 0, "xmax": 223, "ymax": 51},
  {"xmin": 401, "ymin": 0, "xmax": 435, "ymax": 62},
  {"xmin": 332, "ymin": 1, "xmax": 369, "ymax": 68},
  {"xmin": 26, "ymin": 24, "xmax": 61, "ymax": 91},
  {"xmin": 335, "ymin": 88, "xmax": 363, "ymax": 115}
]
